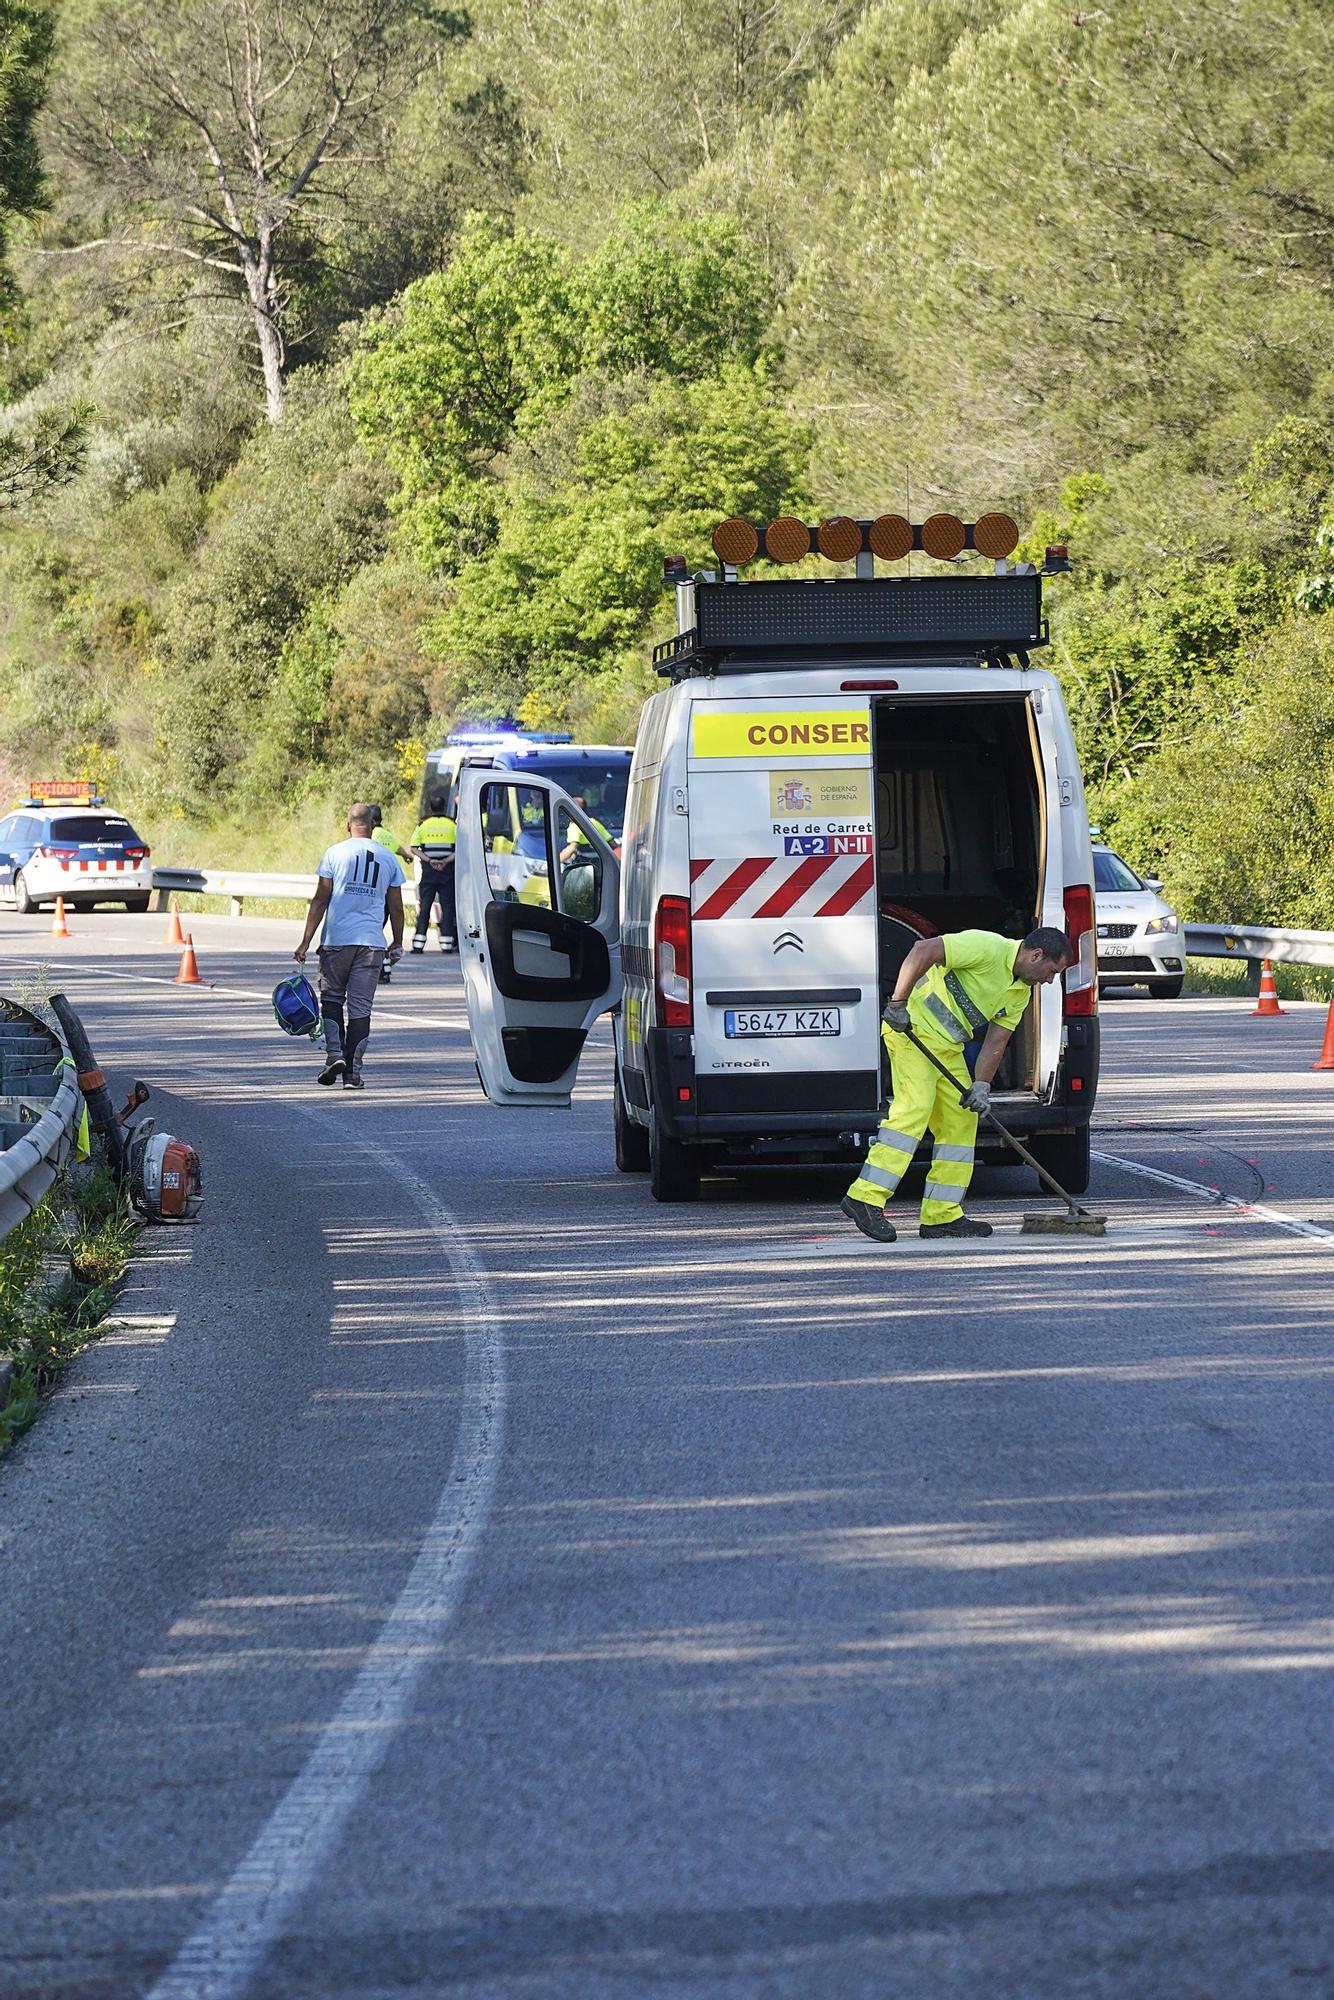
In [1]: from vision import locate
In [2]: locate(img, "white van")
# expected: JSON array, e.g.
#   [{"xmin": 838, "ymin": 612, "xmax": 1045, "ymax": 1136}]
[{"xmin": 456, "ymin": 559, "xmax": 1099, "ymax": 1202}]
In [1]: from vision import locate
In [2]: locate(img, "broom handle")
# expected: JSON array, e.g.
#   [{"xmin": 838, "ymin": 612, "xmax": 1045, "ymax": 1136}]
[{"xmin": 897, "ymin": 1022, "xmax": 1088, "ymax": 1213}]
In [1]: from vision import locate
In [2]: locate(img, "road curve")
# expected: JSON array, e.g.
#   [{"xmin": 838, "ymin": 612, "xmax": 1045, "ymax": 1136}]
[{"xmin": 1, "ymin": 909, "xmax": 1333, "ymax": 2000}]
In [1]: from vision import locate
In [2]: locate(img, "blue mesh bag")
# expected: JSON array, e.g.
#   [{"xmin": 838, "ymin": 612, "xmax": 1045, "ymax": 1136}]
[{"xmin": 272, "ymin": 972, "xmax": 322, "ymax": 1040}]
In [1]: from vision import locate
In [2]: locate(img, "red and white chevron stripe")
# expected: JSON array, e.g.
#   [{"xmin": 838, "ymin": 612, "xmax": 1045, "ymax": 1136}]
[{"xmin": 690, "ymin": 854, "xmax": 876, "ymax": 921}]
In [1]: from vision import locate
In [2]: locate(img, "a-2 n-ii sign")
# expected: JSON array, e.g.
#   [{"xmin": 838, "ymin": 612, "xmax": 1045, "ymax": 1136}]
[{"xmin": 782, "ymin": 833, "xmax": 874, "ymax": 857}]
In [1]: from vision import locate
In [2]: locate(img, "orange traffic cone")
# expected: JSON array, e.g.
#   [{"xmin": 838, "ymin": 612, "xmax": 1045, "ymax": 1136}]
[
  {"xmin": 50, "ymin": 895, "xmax": 70, "ymax": 939},
  {"xmin": 1313, "ymin": 995, "xmax": 1334, "ymax": 1071},
  {"xmin": 1251, "ymin": 959, "xmax": 1285, "ymax": 1017},
  {"xmin": 164, "ymin": 898, "xmax": 185, "ymax": 947},
  {"xmin": 174, "ymin": 934, "xmax": 203, "ymax": 985}
]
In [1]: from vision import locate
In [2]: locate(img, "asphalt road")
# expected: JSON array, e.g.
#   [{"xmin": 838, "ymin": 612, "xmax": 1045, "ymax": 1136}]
[{"xmin": 1, "ymin": 908, "xmax": 1333, "ymax": 2000}]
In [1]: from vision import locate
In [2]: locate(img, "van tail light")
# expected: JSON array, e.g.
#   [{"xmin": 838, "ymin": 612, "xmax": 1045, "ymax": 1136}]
[
  {"xmin": 654, "ymin": 894, "xmax": 693, "ymax": 1028},
  {"xmin": 1063, "ymin": 885, "xmax": 1097, "ymax": 1017}
]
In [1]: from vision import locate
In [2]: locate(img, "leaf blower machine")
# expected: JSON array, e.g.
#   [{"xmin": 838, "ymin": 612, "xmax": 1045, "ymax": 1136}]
[
  {"xmin": 114, "ymin": 1079, "xmax": 203, "ymax": 1221},
  {"xmin": 126, "ymin": 1110, "xmax": 204, "ymax": 1222}
]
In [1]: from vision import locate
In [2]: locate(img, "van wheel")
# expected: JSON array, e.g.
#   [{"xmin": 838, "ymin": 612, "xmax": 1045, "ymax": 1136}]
[
  {"xmin": 1031, "ymin": 1127, "xmax": 1091, "ymax": 1196},
  {"xmin": 649, "ymin": 1103, "xmax": 699, "ymax": 1203},
  {"xmin": 1148, "ymin": 976, "xmax": 1184, "ymax": 999},
  {"xmin": 614, "ymin": 1068, "xmax": 650, "ymax": 1173}
]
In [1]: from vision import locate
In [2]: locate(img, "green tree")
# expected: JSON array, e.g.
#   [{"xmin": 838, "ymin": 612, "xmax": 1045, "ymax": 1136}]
[
  {"xmin": 432, "ymin": 364, "xmax": 809, "ymax": 712},
  {"xmin": 47, "ymin": 0, "xmax": 470, "ymax": 421}
]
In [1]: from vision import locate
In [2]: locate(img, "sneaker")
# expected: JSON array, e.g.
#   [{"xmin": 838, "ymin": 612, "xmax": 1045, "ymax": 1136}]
[
  {"xmin": 920, "ymin": 1216, "xmax": 993, "ymax": 1239},
  {"xmin": 316, "ymin": 1058, "xmax": 345, "ymax": 1086},
  {"xmin": 840, "ymin": 1195, "xmax": 897, "ymax": 1243},
  {"xmin": 343, "ymin": 1072, "xmax": 364, "ymax": 1090},
  {"xmin": 410, "ymin": 941, "xmax": 426, "ymax": 954}
]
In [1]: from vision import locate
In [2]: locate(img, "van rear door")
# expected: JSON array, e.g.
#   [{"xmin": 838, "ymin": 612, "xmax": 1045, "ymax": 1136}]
[
  {"xmin": 456, "ymin": 769, "xmax": 622, "ymax": 1107},
  {"xmin": 686, "ymin": 697, "xmax": 880, "ymax": 1113},
  {"xmin": 1027, "ymin": 692, "xmax": 1068, "ymax": 1094}
]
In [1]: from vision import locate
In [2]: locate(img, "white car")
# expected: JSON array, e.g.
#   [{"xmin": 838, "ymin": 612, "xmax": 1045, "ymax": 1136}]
[{"xmin": 1094, "ymin": 842, "xmax": 1184, "ymax": 997}]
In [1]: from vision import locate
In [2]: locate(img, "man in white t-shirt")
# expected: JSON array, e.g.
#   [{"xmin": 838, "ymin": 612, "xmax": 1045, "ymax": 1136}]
[{"xmin": 294, "ymin": 803, "xmax": 405, "ymax": 1089}]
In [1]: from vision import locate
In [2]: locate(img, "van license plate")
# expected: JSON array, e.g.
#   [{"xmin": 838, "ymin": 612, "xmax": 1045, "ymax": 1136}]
[{"xmin": 724, "ymin": 1009, "xmax": 840, "ymax": 1038}]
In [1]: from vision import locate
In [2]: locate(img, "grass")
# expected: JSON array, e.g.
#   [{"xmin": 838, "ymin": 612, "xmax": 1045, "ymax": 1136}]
[
  {"xmin": 0, "ymin": 1161, "xmax": 139, "ymax": 1453},
  {"xmin": 142, "ymin": 779, "xmax": 421, "ymax": 878},
  {"xmin": 1186, "ymin": 957, "xmax": 1334, "ymax": 1003}
]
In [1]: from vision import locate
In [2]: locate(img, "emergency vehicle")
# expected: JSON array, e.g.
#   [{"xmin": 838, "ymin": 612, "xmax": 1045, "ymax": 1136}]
[
  {"xmin": 456, "ymin": 511, "xmax": 1099, "ymax": 1202},
  {"xmin": 0, "ymin": 784, "xmax": 153, "ymax": 913}
]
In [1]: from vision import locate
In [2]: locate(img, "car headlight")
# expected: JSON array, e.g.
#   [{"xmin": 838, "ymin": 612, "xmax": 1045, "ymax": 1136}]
[{"xmin": 1144, "ymin": 913, "xmax": 1177, "ymax": 936}]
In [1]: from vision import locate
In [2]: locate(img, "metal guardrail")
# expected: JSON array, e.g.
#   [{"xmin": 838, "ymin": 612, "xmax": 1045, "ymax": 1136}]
[
  {"xmin": 151, "ymin": 866, "xmax": 319, "ymax": 915},
  {"xmin": 1185, "ymin": 923, "xmax": 1334, "ymax": 991},
  {"xmin": 0, "ymin": 999, "xmax": 82, "ymax": 1241},
  {"xmin": 152, "ymin": 866, "xmax": 426, "ymax": 916},
  {"xmin": 1186, "ymin": 923, "xmax": 1334, "ymax": 968}
]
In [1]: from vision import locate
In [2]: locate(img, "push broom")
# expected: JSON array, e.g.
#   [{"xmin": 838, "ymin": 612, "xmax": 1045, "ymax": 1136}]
[{"xmin": 899, "ymin": 1025, "xmax": 1107, "ymax": 1237}]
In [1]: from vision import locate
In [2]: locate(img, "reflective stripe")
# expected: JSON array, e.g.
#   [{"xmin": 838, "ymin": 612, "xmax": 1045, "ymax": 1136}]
[
  {"xmin": 859, "ymin": 1162, "xmax": 901, "ymax": 1191},
  {"xmin": 922, "ymin": 993, "xmax": 969, "ymax": 1043},
  {"xmin": 923, "ymin": 1179, "xmax": 968, "ymax": 1205},
  {"xmin": 877, "ymin": 1125, "xmax": 920, "ymax": 1153},
  {"xmin": 931, "ymin": 1141, "xmax": 974, "ymax": 1164}
]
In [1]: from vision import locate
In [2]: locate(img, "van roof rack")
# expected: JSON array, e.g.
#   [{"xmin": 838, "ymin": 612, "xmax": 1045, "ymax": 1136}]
[{"xmin": 655, "ymin": 574, "xmax": 1048, "ymax": 681}]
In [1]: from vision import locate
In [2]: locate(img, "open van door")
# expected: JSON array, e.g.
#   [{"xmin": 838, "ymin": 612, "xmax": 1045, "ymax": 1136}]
[{"xmin": 456, "ymin": 768, "xmax": 623, "ymax": 1107}]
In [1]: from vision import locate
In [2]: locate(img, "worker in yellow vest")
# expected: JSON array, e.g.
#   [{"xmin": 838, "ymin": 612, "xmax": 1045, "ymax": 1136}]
[
  {"xmin": 843, "ymin": 926, "xmax": 1073, "ymax": 1242},
  {"xmin": 410, "ymin": 791, "xmax": 458, "ymax": 953},
  {"xmin": 371, "ymin": 805, "xmax": 414, "ymax": 982}
]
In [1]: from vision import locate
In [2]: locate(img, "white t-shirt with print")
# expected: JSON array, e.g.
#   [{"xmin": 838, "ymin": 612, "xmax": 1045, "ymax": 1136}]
[{"xmin": 318, "ymin": 837, "xmax": 405, "ymax": 950}]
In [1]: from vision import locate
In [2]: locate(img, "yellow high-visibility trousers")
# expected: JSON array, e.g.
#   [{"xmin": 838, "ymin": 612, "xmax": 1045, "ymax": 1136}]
[{"xmin": 846, "ymin": 1028, "xmax": 978, "ymax": 1225}]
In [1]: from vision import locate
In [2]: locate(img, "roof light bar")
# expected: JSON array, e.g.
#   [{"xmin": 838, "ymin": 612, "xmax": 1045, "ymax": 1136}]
[{"xmin": 708, "ymin": 511, "xmax": 1023, "ymax": 571}]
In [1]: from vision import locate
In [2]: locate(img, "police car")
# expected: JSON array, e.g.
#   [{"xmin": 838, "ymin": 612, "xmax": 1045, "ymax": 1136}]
[
  {"xmin": 1093, "ymin": 838, "xmax": 1184, "ymax": 998},
  {"xmin": 0, "ymin": 784, "xmax": 153, "ymax": 914}
]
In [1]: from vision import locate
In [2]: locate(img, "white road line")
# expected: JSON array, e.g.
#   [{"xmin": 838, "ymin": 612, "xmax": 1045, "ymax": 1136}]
[
  {"xmin": 33, "ymin": 964, "xmax": 461, "ymax": 1033},
  {"xmin": 145, "ymin": 1112, "xmax": 505, "ymax": 2000},
  {"xmin": 1093, "ymin": 1150, "xmax": 1334, "ymax": 1243}
]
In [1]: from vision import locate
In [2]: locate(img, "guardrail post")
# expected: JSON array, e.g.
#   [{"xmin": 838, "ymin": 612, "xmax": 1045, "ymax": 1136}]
[
  {"xmin": 1244, "ymin": 957, "xmax": 1261, "ymax": 997},
  {"xmin": 230, "ymin": 896, "xmax": 244, "ymax": 918},
  {"xmin": 152, "ymin": 887, "xmax": 170, "ymax": 913}
]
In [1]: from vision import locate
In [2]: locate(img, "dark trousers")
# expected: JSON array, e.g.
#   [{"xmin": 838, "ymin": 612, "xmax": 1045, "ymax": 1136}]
[{"xmin": 415, "ymin": 862, "xmax": 456, "ymax": 942}]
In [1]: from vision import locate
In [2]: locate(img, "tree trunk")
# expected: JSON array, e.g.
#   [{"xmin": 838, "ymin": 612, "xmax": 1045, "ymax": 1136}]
[
  {"xmin": 242, "ymin": 246, "xmax": 285, "ymax": 423},
  {"xmin": 254, "ymin": 305, "xmax": 285, "ymax": 424}
]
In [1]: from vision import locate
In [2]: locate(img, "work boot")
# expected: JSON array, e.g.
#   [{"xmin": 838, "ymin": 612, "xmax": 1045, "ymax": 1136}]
[
  {"xmin": 840, "ymin": 1195, "xmax": 897, "ymax": 1243},
  {"xmin": 919, "ymin": 1216, "xmax": 993, "ymax": 1239},
  {"xmin": 410, "ymin": 940, "xmax": 426, "ymax": 954},
  {"xmin": 316, "ymin": 1057, "xmax": 345, "ymax": 1086},
  {"xmin": 379, "ymin": 965, "xmax": 392, "ymax": 984},
  {"xmin": 439, "ymin": 935, "xmax": 457, "ymax": 953}
]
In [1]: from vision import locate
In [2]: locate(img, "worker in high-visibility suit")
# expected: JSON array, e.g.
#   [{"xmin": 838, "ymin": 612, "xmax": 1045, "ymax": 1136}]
[{"xmin": 842, "ymin": 926, "xmax": 1073, "ymax": 1243}]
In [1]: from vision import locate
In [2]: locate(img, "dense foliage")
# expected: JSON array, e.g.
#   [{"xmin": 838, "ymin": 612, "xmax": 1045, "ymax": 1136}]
[{"xmin": 1, "ymin": 0, "xmax": 1332, "ymax": 919}]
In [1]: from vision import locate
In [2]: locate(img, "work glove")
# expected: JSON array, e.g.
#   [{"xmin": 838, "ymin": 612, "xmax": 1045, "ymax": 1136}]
[
  {"xmin": 386, "ymin": 944, "xmax": 404, "ymax": 966},
  {"xmin": 961, "ymin": 1078, "xmax": 991, "ymax": 1114},
  {"xmin": 882, "ymin": 999, "xmax": 912, "ymax": 1033}
]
